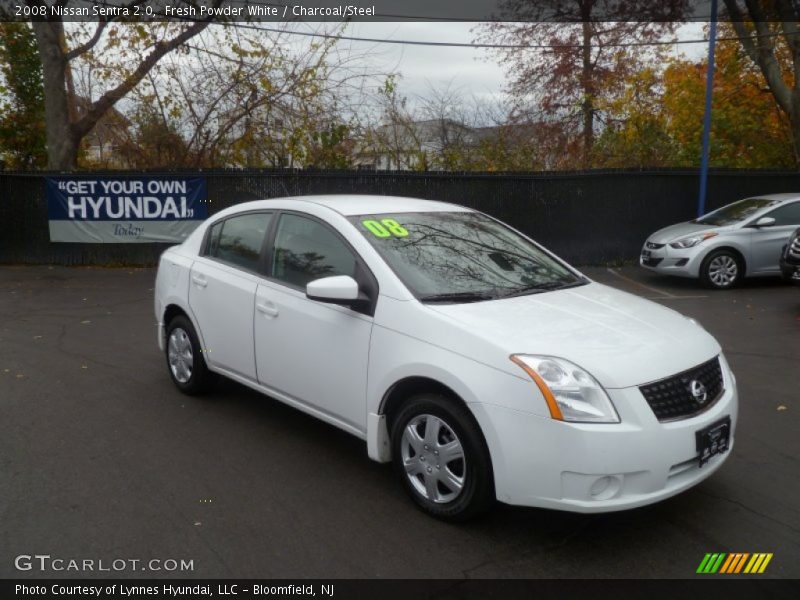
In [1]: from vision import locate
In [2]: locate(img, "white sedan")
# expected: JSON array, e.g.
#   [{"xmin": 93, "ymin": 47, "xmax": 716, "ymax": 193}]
[{"xmin": 155, "ymin": 195, "xmax": 737, "ymax": 520}]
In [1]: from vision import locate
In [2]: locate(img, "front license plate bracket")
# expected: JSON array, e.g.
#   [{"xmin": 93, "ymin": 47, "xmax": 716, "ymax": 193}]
[{"xmin": 695, "ymin": 416, "xmax": 731, "ymax": 467}]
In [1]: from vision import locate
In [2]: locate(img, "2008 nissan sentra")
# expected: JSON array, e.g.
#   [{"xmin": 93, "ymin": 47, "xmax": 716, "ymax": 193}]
[{"xmin": 154, "ymin": 195, "xmax": 737, "ymax": 521}]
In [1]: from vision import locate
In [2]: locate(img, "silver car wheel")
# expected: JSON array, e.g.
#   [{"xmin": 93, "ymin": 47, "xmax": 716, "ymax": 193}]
[
  {"xmin": 401, "ymin": 414, "xmax": 466, "ymax": 504},
  {"xmin": 708, "ymin": 255, "xmax": 738, "ymax": 287},
  {"xmin": 168, "ymin": 327, "xmax": 194, "ymax": 384}
]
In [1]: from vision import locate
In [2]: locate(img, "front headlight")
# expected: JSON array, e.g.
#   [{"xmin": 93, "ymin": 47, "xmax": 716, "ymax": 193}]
[
  {"xmin": 510, "ymin": 355, "xmax": 620, "ymax": 423},
  {"xmin": 669, "ymin": 232, "xmax": 718, "ymax": 249}
]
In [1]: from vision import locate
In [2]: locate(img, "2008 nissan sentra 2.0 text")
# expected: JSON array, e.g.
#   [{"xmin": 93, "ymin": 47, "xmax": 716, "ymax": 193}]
[{"xmin": 154, "ymin": 195, "xmax": 737, "ymax": 521}]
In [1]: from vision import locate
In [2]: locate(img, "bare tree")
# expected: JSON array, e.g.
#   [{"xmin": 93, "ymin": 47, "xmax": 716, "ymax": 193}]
[
  {"xmin": 415, "ymin": 82, "xmax": 479, "ymax": 169},
  {"xmin": 28, "ymin": 0, "xmax": 224, "ymax": 169},
  {"xmin": 365, "ymin": 75, "xmax": 425, "ymax": 169},
  {"xmin": 21, "ymin": 1, "xmax": 384, "ymax": 170}
]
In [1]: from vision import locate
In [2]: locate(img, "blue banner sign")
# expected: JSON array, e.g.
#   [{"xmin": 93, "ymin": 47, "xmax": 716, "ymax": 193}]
[{"xmin": 47, "ymin": 176, "xmax": 208, "ymax": 243}]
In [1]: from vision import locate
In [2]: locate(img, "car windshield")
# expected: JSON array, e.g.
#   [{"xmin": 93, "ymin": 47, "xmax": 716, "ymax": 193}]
[
  {"xmin": 695, "ymin": 198, "xmax": 778, "ymax": 226},
  {"xmin": 349, "ymin": 211, "xmax": 586, "ymax": 302}
]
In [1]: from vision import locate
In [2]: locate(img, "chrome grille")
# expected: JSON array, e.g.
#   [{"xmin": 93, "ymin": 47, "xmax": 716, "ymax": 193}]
[
  {"xmin": 789, "ymin": 235, "xmax": 800, "ymax": 258},
  {"xmin": 639, "ymin": 357, "xmax": 724, "ymax": 422}
]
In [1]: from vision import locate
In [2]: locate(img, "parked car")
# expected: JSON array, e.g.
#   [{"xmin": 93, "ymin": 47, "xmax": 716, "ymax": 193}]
[
  {"xmin": 155, "ymin": 195, "xmax": 737, "ymax": 520},
  {"xmin": 641, "ymin": 194, "xmax": 800, "ymax": 289},
  {"xmin": 780, "ymin": 227, "xmax": 800, "ymax": 285}
]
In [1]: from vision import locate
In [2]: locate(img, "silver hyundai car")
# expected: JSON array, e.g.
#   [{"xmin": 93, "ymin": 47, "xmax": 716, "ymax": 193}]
[{"xmin": 641, "ymin": 194, "xmax": 800, "ymax": 288}]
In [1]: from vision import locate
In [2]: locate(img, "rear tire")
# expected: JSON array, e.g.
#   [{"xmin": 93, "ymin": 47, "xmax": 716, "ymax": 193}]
[
  {"xmin": 165, "ymin": 315, "xmax": 213, "ymax": 395},
  {"xmin": 390, "ymin": 393, "xmax": 494, "ymax": 521},
  {"xmin": 700, "ymin": 250, "xmax": 743, "ymax": 289}
]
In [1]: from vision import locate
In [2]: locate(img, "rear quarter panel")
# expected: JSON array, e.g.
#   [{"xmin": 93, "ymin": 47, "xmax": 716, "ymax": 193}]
[{"xmin": 154, "ymin": 247, "xmax": 199, "ymax": 349}]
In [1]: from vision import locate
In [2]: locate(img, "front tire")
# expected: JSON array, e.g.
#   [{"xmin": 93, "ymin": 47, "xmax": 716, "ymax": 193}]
[
  {"xmin": 165, "ymin": 315, "xmax": 212, "ymax": 395},
  {"xmin": 700, "ymin": 250, "xmax": 743, "ymax": 289},
  {"xmin": 390, "ymin": 394, "xmax": 494, "ymax": 521}
]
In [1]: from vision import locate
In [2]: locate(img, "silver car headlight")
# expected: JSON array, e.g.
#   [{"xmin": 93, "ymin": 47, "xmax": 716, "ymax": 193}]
[
  {"xmin": 510, "ymin": 355, "xmax": 620, "ymax": 423},
  {"xmin": 669, "ymin": 232, "xmax": 718, "ymax": 249}
]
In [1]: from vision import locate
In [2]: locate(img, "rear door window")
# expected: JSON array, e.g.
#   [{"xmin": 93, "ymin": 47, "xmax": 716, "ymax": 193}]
[{"xmin": 205, "ymin": 213, "xmax": 273, "ymax": 272}]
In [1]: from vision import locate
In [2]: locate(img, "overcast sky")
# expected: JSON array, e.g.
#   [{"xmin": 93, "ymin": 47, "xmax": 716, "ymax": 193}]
[
  {"xmin": 320, "ymin": 21, "xmax": 710, "ymax": 103},
  {"xmin": 59, "ymin": 20, "xmax": 712, "ymax": 122}
]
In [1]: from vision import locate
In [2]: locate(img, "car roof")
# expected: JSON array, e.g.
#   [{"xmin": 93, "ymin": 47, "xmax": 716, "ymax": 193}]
[
  {"xmin": 745, "ymin": 193, "xmax": 800, "ymax": 203},
  {"xmin": 224, "ymin": 195, "xmax": 472, "ymax": 217}
]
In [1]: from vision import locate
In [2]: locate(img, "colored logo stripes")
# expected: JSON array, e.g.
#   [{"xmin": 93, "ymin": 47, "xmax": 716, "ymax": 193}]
[{"xmin": 697, "ymin": 553, "xmax": 773, "ymax": 574}]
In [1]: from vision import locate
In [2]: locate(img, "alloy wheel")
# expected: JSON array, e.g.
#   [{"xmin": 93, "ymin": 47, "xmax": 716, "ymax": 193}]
[{"xmin": 708, "ymin": 255, "xmax": 738, "ymax": 287}]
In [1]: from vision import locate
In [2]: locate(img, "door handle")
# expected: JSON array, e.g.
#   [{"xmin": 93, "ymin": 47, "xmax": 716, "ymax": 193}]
[
  {"xmin": 256, "ymin": 302, "xmax": 279, "ymax": 317},
  {"xmin": 191, "ymin": 275, "xmax": 208, "ymax": 288}
]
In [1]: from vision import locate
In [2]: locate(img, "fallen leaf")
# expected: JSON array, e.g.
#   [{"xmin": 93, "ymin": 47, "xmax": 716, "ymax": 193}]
[{"xmin": 777, "ymin": 405, "xmax": 787, "ymax": 411}]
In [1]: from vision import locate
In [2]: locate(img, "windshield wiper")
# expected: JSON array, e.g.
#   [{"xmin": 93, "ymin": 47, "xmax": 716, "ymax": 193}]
[
  {"xmin": 419, "ymin": 291, "xmax": 497, "ymax": 304},
  {"xmin": 501, "ymin": 279, "xmax": 585, "ymax": 299}
]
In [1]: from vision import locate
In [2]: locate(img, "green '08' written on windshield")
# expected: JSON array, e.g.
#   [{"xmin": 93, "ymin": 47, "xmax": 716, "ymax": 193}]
[{"xmin": 350, "ymin": 211, "xmax": 586, "ymax": 303}]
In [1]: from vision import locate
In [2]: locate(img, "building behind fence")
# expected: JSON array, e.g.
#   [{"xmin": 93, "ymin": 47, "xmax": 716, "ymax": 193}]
[{"xmin": 2, "ymin": 168, "xmax": 800, "ymax": 266}]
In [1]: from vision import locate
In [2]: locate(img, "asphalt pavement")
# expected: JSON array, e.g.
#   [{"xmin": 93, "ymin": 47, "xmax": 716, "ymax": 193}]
[{"xmin": 1, "ymin": 264, "xmax": 798, "ymax": 578}]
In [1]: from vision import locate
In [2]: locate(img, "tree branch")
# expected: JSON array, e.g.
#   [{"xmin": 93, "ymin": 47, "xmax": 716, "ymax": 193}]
[
  {"xmin": 725, "ymin": 0, "xmax": 793, "ymax": 114},
  {"xmin": 64, "ymin": 20, "xmax": 108, "ymax": 62},
  {"xmin": 72, "ymin": 11, "xmax": 219, "ymax": 139}
]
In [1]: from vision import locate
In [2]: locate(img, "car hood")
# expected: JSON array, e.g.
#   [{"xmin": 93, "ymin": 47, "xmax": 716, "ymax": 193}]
[
  {"xmin": 426, "ymin": 282, "xmax": 720, "ymax": 389},
  {"xmin": 647, "ymin": 221, "xmax": 730, "ymax": 244}
]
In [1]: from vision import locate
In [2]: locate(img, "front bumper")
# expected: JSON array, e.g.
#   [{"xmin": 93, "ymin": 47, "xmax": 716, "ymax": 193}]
[
  {"xmin": 470, "ymin": 360, "xmax": 738, "ymax": 512},
  {"xmin": 779, "ymin": 256, "xmax": 800, "ymax": 285},
  {"xmin": 639, "ymin": 241, "xmax": 707, "ymax": 278}
]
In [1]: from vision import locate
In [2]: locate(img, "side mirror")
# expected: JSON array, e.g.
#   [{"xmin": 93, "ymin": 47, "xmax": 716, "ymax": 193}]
[
  {"xmin": 753, "ymin": 216, "xmax": 776, "ymax": 228},
  {"xmin": 306, "ymin": 275, "xmax": 363, "ymax": 305}
]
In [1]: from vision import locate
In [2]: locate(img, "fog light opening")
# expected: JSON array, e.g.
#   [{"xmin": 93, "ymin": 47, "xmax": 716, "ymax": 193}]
[{"xmin": 589, "ymin": 475, "xmax": 622, "ymax": 501}]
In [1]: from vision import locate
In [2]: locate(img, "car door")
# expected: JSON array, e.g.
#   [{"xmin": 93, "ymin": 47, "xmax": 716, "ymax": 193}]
[
  {"xmin": 254, "ymin": 212, "xmax": 375, "ymax": 432},
  {"xmin": 749, "ymin": 201, "xmax": 800, "ymax": 273},
  {"xmin": 189, "ymin": 212, "xmax": 273, "ymax": 380}
]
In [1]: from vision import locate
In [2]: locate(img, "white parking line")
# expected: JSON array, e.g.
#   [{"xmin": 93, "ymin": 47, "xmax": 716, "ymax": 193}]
[
  {"xmin": 604, "ymin": 268, "xmax": 708, "ymax": 300},
  {"xmin": 605, "ymin": 268, "xmax": 676, "ymax": 297}
]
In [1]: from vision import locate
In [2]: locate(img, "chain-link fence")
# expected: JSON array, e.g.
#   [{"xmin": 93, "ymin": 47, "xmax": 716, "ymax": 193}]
[{"xmin": 3, "ymin": 168, "xmax": 800, "ymax": 265}]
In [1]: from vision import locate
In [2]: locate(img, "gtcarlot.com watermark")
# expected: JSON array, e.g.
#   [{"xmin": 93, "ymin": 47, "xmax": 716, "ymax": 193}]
[{"xmin": 14, "ymin": 554, "xmax": 194, "ymax": 573}]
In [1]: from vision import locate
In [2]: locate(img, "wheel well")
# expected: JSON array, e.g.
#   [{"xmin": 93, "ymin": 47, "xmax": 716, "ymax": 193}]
[
  {"xmin": 380, "ymin": 376, "xmax": 466, "ymax": 431},
  {"xmin": 708, "ymin": 246, "xmax": 747, "ymax": 276},
  {"xmin": 380, "ymin": 376, "xmax": 495, "ymax": 494},
  {"xmin": 163, "ymin": 304, "xmax": 188, "ymax": 327}
]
